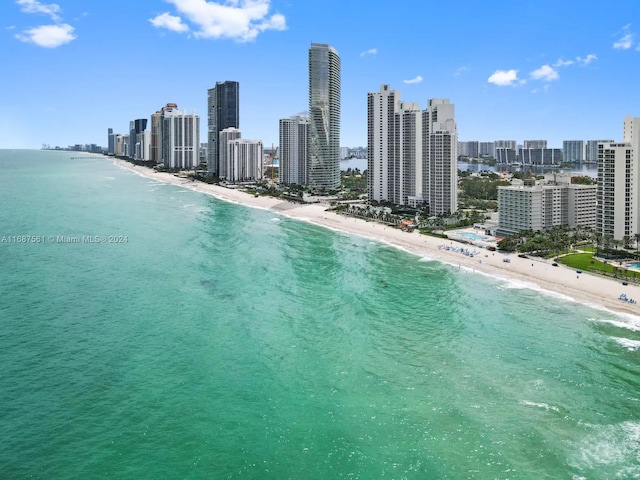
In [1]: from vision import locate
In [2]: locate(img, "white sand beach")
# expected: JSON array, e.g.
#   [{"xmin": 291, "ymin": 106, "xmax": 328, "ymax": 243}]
[{"xmin": 110, "ymin": 157, "xmax": 640, "ymax": 318}]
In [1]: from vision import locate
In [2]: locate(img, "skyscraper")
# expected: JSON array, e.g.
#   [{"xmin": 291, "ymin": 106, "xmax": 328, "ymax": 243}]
[
  {"xmin": 367, "ymin": 85, "xmax": 456, "ymax": 214},
  {"xmin": 596, "ymin": 115, "xmax": 640, "ymax": 241},
  {"xmin": 157, "ymin": 103, "xmax": 200, "ymax": 169},
  {"xmin": 129, "ymin": 118, "xmax": 148, "ymax": 160},
  {"xmin": 107, "ymin": 128, "xmax": 114, "ymax": 155},
  {"xmin": 279, "ymin": 115, "xmax": 309, "ymax": 185},
  {"xmin": 218, "ymin": 127, "xmax": 241, "ymax": 180},
  {"xmin": 207, "ymin": 81, "xmax": 239, "ymax": 175},
  {"xmin": 308, "ymin": 43, "xmax": 341, "ymax": 191},
  {"xmin": 367, "ymin": 84, "xmax": 400, "ymax": 203},
  {"xmin": 423, "ymin": 98, "xmax": 458, "ymax": 215}
]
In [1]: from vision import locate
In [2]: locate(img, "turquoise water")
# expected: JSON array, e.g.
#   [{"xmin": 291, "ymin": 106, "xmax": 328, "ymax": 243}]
[
  {"xmin": 1, "ymin": 150, "xmax": 640, "ymax": 479},
  {"xmin": 628, "ymin": 263, "xmax": 640, "ymax": 269},
  {"xmin": 457, "ymin": 232, "xmax": 489, "ymax": 241}
]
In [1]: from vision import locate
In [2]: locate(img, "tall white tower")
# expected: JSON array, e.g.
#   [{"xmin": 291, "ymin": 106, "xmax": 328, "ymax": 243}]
[
  {"xmin": 279, "ymin": 115, "xmax": 309, "ymax": 185},
  {"xmin": 423, "ymin": 99, "xmax": 457, "ymax": 215}
]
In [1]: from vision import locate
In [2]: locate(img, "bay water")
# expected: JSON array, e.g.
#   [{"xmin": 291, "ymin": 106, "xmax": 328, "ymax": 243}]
[{"xmin": 1, "ymin": 150, "xmax": 639, "ymax": 479}]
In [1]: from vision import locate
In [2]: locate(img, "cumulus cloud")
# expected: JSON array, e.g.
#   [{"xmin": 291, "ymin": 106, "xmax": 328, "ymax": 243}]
[
  {"xmin": 14, "ymin": 0, "xmax": 77, "ymax": 47},
  {"xmin": 16, "ymin": 0, "xmax": 61, "ymax": 21},
  {"xmin": 149, "ymin": 12, "xmax": 189, "ymax": 32},
  {"xmin": 487, "ymin": 69, "xmax": 520, "ymax": 86},
  {"xmin": 403, "ymin": 75, "xmax": 423, "ymax": 84},
  {"xmin": 149, "ymin": 0, "xmax": 287, "ymax": 42},
  {"xmin": 360, "ymin": 48, "xmax": 377, "ymax": 57},
  {"xmin": 530, "ymin": 64, "xmax": 559, "ymax": 82},
  {"xmin": 15, "ymin": 23, "xmax": 76, "ymax": 47}
]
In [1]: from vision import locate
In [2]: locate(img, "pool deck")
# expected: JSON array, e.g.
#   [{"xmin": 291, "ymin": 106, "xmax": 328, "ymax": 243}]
[{"xmin": 447, "ymin": 227, "xmax": 498, "ymax": 249}]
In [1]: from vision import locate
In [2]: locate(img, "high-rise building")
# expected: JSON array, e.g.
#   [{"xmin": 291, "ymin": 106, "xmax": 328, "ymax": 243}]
[
  {"xmin": 367, "ymin": 84, "xmax": 400, "ymax": 203},
  {"xmin": 225, "ymin": 139, "xmax": 263, "ymax": 182},
  {"xmin": 107, "ymin": 128, "xmax": 115, "ymax": 155},
  {"xmin": 586, "ymin": 139, "xmax": 615, "ymax": 162},
  {"xmin": 150, "ymin": 111, "xmax": 161, "ymax": 163},
  {"xmin": 367, "ymin": 86, "xmax": 456, "ymax": 214},
  {"xmin": 563, "ymin": 140, "xmax": 584, "ymax": 163},
  {"xmin": 129, "ymin": 119, "xmax": 148, "ymax": 160},
  {"xmin": 157, "ymin": 103, "xmax": 200, "ymax": 169},
  {"xmin": 479, "ymin": 141, "xmax": 496, "ymax": 157},
  {"xmin": 218, "ymin": 127, "xmax": 241, "ymax": 180},
  {"xmin": 495, "ymin": 140, "xmax": 517, "ymax": 150},
  {"xmin": 458, "ymin": 141, "xmax": 479, "ymax": 158},
  {"xmin": 423, "ymin": 98, "xmax": 457, "ymax": 215},
  {"xmin": 308, "ymin": 43, "xmax": 341, "ymax": 191},
  {"xmin": 596, "ymin": 115, "xmax": 640, "ymax": 241},
  {"xmin": 497, "ymin": 174, "xmax": 596, "ymax": 237},
  {"xmin": 279, "ymin": 115, "xmax": 309, "ymax": 185},
  {"xmin": 519, "ymin": 148, "xmax": 563, "ymax": 165},
  {"xmin": 523, "ymin": 140, "xmax": 547, "ymax": 149},
  {"xmin": 208, "ymin": 81, "xmax": 239, "ymax": 175}
]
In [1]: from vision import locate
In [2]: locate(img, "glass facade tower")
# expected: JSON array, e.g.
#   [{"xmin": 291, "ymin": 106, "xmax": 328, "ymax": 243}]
[{"xmin": 308, "ymin": 43, "xmax": 341, "ymax": 191}]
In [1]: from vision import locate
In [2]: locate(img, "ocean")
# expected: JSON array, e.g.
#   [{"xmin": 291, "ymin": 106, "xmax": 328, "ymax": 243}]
[{"xmin": 1, "ymin": 150, "xmax": 639, "ymax": 479}]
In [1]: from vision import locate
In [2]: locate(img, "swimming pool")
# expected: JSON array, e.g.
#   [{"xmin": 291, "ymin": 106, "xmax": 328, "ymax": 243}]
[
  {"xmin": 628, "ymin": 263, "xmax": 640, "ymax": 269},
  {"xmin": 457, "ymin": 231, "xmax": 489, "ymax": 241}
]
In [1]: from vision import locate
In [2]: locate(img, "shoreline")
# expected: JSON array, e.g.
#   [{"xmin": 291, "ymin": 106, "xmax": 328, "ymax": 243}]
[{"xmin": 107, "ymin": 156, "xmax": 640, "ymax": 320}]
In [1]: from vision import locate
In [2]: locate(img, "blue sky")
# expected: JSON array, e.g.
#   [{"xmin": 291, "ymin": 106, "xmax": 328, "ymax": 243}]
[{"xmin": 1, "ymin": 0, "xmax": 639, "ymax": 150}]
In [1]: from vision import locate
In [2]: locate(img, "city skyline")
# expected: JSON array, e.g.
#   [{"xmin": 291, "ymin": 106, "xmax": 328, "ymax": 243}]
[{"xmin": 1, "ymin": 0, "xmax": 640, "ymax": 149}]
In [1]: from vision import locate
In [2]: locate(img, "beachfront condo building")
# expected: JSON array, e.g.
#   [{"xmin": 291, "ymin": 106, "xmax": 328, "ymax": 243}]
[
  {"xmin": 218, "ymin": 127, "xmax": 241, "ymax": 181},
  {"xmin": 224, "ymin": 138, "xmax": 263, "ymax": 183},
  {"xmin": 208, "ymin": 81, "xmax": 239, "ymax": 175},
  {"xmin": 596, "ymin": 115, "xmax": 640, "ymax": 242},
  {"xmin": 367, "ymin": 86, "xmax": 457, "ymax": 215},
  {"xmin": 279, "ymin": 115, "xmax": 309, "ymax": 185},
  {"xmin": 308, "ymin": 43, "xmax": 341, "ymax": 191},
  {"xmin": 367, "ymin": 84, "xmax": 400, "ymax": 203},
  {"xmin": 423, "ymin": 98, "xmax": 458, "ymax": 215},
  {"xmin": 107, "ymin": 128, "xmax": 115, "ymax": 155},
  {"xmin": 129, "ymin": 119, "xmax": 148, "ymax": 161},
  {"xmin": 497, "ymin": 174, "xmax": 596, "ymax": 237},
  {"xmin": 156, "ymin": 103, "xmax": 200, "ymax": 169}
]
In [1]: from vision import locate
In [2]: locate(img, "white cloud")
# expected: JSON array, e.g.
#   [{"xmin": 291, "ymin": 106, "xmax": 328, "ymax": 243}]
[
  {"xmin": 553, "ymin": 58, "xmax": 574, "ymax": 67},
  {"xmin": 454, "ymin": 66, "xmax": 467, "ymax": 77},
  {"xmin": 150, "ymin": 0, "xmax": 287, "ymax": 42},
  {"xmin": 613, "ymin": 25, "xmax": 635, "ymax": 49},
  {"xmin": 578, "ymin": 54, "xmax": 597, "ymax": 65},
  {"xmin": 16, "ymin": 0, "xmax": 61, "ymax": 21},
  {"xmin": 403, "ymin": 75, "xmax": 423, "ymax": 84},
  {"xmin": 530, "ymin": 64, "xmax": 559, "ymax": 82},
  {"xmin": 15, "ymin": 23, "xmax": 76, "ymax": 47},
  {"xmin": 360, "ymin": 48, "xmax": 377, "ymax": 57},
  {"xmin": 487, "ymin": 69, "xmax": 519, "ymax": 86},
  {"xmin": 149, "ymin": 12, "xmax": 189, "ymax": 32},
  {"xmin": 614, "ymin": 33, "xmax": 634, "ymax": 49}
]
